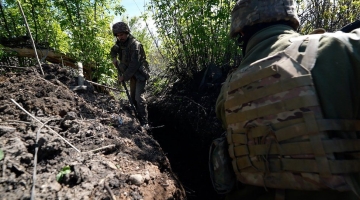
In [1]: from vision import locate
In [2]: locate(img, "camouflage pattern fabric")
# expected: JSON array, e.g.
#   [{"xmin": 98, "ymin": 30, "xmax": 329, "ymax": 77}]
[
  {"xmin": 230, "ymin": 0, "xmax": 299, "ymax": 37},
  {"xmin": 224, "ymin": 34, "xmax": 360, "ymax": 191},
  {"xmin": 110, "ymin": 35, "xmax": 148, "ymax": 81},
  {"xmin": 209, "ymin": 135, "xmax": 236, "ymax": 194},
  {"xmin": 216, "ymin": 24, "xmax": 360, "ymax": 200}
]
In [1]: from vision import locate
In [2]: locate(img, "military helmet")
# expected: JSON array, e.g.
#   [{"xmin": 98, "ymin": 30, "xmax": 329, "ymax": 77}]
[
  {"xmin": 230, "ymin": 0, "xmax": 300, "ymax": 38},
  {"xmin": 112, "ymin": 22, "xmax": 130, "ymax": 35}
]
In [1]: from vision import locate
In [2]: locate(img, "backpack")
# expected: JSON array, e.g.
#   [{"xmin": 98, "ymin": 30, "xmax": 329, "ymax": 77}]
[{"xmin": 222, "ymin": 34, "xmax": 360, "ymax": 193}]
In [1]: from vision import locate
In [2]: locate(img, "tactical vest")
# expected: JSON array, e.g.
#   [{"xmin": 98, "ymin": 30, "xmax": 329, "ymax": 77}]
[
  {"xmin": 224, "ymin": 34, "xmax": 360, "ymax": 192},
  {"xmin": 117, "ymin": 36, "xmax": 150, "ymax": 80}
]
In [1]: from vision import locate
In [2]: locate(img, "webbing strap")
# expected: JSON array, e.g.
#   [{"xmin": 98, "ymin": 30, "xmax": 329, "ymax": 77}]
[
  {"xmin": 225, "ymin": 75, "xmax": 314, "ymax": 109},
  {"xmin": 275, "ymin": 123, "xmax": 307, "ymax": 141},
  {"xmin": 303, "ymin": 112, "xmax": 332, "ymax": 176},
  {"xmin": 276, "ymin": 119, "xmax": 360, "ymax": 141},
  {"xmin": 234, "ymin": 158, "xmax": 360, "ymax": 174},
  {"xmin": 229, "ymin": 119, "xmax": 360, "ymax": 144},
  {"xmin": 227, "ymin": 131, "xmax": 247, "ymax": 145},
  {"xmin": 230, "ymin": 139, "xmax": 360, "ymax": 157},
  {"xmin": 226, "ymin": 95, "xmax": 319, "ymax": 124},
  {"xmin": 231, "ymin": 118, "xmax": 304, "ymax": 135},
  {"xmin": 228, "ymin": 66, "xmax": 278, "ymax": 92}
]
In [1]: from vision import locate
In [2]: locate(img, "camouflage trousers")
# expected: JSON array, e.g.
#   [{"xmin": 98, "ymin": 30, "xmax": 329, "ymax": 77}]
[{"xmin": 129, "ymin": 77, "xmax": 148, "ymax": 124}]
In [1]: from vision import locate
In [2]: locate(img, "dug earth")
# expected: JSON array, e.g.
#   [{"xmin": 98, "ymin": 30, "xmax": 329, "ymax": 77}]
[{"xmin": 0, "ymin": 64, "xmax": 186, "ymax": 200}]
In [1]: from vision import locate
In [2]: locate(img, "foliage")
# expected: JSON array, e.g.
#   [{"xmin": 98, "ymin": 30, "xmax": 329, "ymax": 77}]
[
  {"xmin": 1, "ymin": 0, "xmax": 360, "ymax": 92},
  {"xmin": 149, "ymin": 0, "xmax": 239, "ymax": 81},
  {"xmin": 0, "ymin": 149, "xmax": 4, "ymax": 161},
  {"xmin": 296, "ymin": 0, "xmax": 360, "ymax": 33},
  {"xmin": 56, "ymin": 165, "xmax": 71, "ymax": 182},
  {"xmin": 0, "ymin": 0, "xmax": 123, "ymax": 84}
]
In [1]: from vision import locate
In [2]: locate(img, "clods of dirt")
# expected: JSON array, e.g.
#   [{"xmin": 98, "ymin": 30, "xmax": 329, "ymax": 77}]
[{"xmin": 0, "ymin": 64, "xmax": 185, "ymax": 200}]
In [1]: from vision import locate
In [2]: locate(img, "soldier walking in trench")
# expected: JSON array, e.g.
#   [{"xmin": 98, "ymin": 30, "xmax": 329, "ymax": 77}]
[
  {"xmin": 110, "ymin": 22, "xmax": 150, "ymax": 128},
  {"xmin": 214, "ymin": 0, "xmax": 360, "ymax": 199}
]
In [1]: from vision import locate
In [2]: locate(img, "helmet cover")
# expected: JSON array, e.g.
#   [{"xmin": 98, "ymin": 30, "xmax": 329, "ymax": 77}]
[{"xmin": 230, "ymin": 0, "xmax": 300, "ymax": 38}]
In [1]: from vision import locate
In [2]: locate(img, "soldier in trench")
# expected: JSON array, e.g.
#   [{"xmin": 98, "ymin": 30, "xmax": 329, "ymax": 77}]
[{"xmin": 110, "ymin": 22, "xmax": 150, "ymax": 128}]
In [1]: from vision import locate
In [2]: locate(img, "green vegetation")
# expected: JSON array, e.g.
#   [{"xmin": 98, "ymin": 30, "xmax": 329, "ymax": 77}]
[
  {"xmin": 296, "ymin": 0, "xmax": 360, "ymax": 33},
  {"xmin": 1, "ymin": 0, "xmax": 359, "ymax": 94},
  {"xmin": 56, "ymin": 165, "xmax": 71, "ymax": 182}
]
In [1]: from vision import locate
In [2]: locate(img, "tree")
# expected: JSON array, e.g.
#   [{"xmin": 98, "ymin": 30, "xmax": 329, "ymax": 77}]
[
  {"xmin": 149, "ymin": 0, "xmax": 239, "ymax": 81},
  {"xmin": 0, "ymin": 0, "xmax": 124, "ymax": 85},
  {"xmin": 296, "ymin": 0, "xmax": 360, "ymax": 33}
]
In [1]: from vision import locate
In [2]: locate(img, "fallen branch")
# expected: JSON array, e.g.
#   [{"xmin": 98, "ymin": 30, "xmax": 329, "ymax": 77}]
[
  {"xmin": 4, "ymin": 48, "xmax": 77, "ymax": 69},
  {"xmin": 86, "ymin": 80, "xmax": 125, "ymax": 92},
  {"xmin": 10, "ymin": 98, "xmax": 81, "ymax": 153}
]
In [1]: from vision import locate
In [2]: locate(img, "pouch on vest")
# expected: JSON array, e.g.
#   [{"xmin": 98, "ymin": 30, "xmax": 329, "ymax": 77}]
[{"xmin": 209, "ymin": 133, "xmax": 236, "ymax": 194}]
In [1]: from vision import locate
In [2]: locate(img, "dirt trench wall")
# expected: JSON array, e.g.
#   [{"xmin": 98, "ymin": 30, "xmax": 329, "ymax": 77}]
[
  {"xmin": 148, "ymin": 76, "xmax": 226, "ymax": 200},
  {"xmin": 0, "ymin": 64, "xmax": 186, "ymax": 200}
]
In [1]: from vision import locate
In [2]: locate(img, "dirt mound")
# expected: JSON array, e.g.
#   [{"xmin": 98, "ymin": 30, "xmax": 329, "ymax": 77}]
[{"xmin": 0, "ymin": 64, "xmax": 185, "ymax": 200}]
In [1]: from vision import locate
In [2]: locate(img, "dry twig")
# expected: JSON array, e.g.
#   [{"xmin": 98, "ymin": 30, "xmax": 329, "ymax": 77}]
[
  {"xmin": 16, "ymin": 0, "xmax": 44, "ymax": 75},
  {"xmin": 31, "ymin": 119, "xmax": 52, "ymax": 200},
  {"xmin": 10, "ymin": 98, "xmax": 81, "ymax": 152},
  {"xmin": 104, "ymin": 182, "xmax": 117, "ymax": 200},
  {"xmin": 86, "ymin": 80, "xmax": 125, "ymax": 92},
  {"xmin": 2, "ymin": 155, "xmax": 6, "ymax": 178}
]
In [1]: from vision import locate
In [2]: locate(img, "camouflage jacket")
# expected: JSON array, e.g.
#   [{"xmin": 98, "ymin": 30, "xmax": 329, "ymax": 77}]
[
  {"xmin": 216, "ymin": 24, "xmax": 360, "ymax": 199},
  {"xmin": 110, "ymin": 34, "xmax": 148, "ymax": 81}
]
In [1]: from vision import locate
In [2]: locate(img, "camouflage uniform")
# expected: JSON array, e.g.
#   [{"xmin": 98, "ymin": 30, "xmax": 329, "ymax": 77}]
[
  {"xmin": 215, "ymin": 0, "xmax": 360, "ymax": 199},
  {"xmin": 111, "ymin": 25, "xmax": 149, "ymax": 125}
]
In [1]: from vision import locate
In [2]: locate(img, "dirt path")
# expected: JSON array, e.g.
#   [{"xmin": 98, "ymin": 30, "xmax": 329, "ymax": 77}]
[{"xmin": 0, "ymin": 64, "xmax": 185, "ymax": 200}]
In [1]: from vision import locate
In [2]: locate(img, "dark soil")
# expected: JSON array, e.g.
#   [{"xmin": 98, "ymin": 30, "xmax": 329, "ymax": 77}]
[
  {"xmin": 0, "ymin": 62, "xmax": 230, "ymax": 200},
  {"xmin": 0, "ymin": 64, "xmax": 185, "ymax": 200},
  {"xmin": 148, "ymin": 66, "xmax": 229, "ymax": 200}
]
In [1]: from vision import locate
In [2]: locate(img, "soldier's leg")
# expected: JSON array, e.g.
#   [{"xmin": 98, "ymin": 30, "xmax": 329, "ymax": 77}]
[{"xmin": 134, "ymin": 80, "xmax": 148, "ymax": 125}]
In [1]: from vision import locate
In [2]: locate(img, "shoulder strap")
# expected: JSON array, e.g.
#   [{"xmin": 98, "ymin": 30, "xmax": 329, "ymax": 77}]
[{"xmin": 285, "ymin": 34, "xmax": 321, "ymax": 71}]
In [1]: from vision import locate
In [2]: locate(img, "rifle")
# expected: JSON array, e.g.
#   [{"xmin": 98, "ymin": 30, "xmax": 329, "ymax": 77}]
[
  {"xmin": 121, "ymin": 80, "xmax": 140, "ymax": 122},
  {"xmin": 340, "ymin": 20, "xmax": 360, "ymax": 33}
]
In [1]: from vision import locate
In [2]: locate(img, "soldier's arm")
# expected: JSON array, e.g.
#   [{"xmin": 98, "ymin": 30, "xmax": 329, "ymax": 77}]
[{"xmin": 110, "ymin": 45, "xmax": 119, "ymax": 66}]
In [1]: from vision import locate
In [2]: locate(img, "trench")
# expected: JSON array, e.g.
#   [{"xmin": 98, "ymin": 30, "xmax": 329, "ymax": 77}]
[
  {"xmin": 148, "ymin": 99, "xmax": 225, "ymax": 200},
  {"xmin": 149, "ymin": 114, "xmax": 222, "ymax": 199}
]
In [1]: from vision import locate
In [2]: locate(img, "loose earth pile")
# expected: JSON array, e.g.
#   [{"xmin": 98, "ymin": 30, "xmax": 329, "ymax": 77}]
[{"xmin": 0, "ymin": 64, "xmax": 185, "ymax": 200}]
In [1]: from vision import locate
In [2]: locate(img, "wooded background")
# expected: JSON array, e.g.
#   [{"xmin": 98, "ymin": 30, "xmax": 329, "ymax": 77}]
[{"xmin": 1, "ymin": 0, "xmax": 360, "ymax": 92}]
